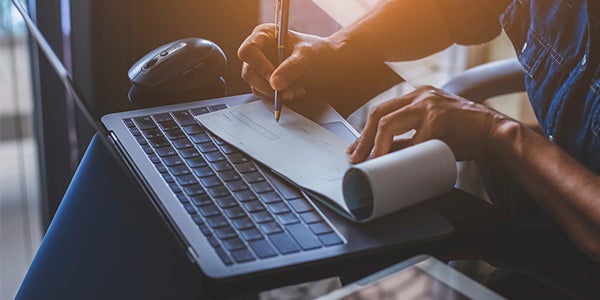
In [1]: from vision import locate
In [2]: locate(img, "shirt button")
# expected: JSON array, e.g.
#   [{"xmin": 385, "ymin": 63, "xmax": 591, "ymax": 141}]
[
  {"xmin": 581, "ymin": 54, "xmax": 587, "ymax": 66},
  {"xmin": 521, "ymin": 42, "xmax": 528, "ymax": 53},
  {"xmin": 548, "ymin": 135, "xmax": 555, "ymax": 143}
]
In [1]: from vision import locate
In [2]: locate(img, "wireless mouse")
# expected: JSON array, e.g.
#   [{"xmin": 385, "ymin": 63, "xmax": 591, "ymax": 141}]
[{"xmin": 128, "ymin": 38, "xmax": 227, "ymax": 107}]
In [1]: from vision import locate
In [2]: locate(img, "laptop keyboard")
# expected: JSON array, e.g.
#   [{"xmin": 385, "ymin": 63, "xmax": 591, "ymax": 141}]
[{"xmin": 123, "ymin": 104, "xmax": 343, "ymax": 265}]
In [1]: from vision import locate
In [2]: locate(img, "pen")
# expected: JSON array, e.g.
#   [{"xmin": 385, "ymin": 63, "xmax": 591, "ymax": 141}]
[{"xmin": 274, "ymin": 0, "xmax": 290, "ymax": 122}]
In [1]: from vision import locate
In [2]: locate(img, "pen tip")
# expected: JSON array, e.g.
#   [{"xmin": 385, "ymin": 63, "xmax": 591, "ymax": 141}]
[{"xmin": 275, "ymin": 110, "xmax": 281, "ymax": 122}]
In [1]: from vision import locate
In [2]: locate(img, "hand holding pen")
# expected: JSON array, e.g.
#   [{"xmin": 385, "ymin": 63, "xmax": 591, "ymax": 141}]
[{"xmin": 274, "ymin": 0, "xmax": 290, "ymax": 122}]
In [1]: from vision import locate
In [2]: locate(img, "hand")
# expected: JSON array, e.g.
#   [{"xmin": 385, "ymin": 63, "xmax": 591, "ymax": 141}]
[
  {"xmin": 238, "ymin": 24, "xmax": 402, "ymax": 115},
  {"xmin": 347, "ymin": 86, "xmax": 514, "ymax": 163},
  {"xmin": 237, "ymin": 24, "xmax": 353, "ymax": 101}
]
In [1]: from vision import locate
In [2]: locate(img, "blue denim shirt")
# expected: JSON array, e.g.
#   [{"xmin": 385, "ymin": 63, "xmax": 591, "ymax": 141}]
[{"xmin": 500, "ymin": 0, "xmax": 600, "ymax": 174}]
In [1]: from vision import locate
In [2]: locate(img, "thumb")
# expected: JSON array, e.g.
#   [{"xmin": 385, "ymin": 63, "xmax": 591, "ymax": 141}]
[{"xmin": 269, "ymin": 50, "xmax": 308, "ymax": 91}]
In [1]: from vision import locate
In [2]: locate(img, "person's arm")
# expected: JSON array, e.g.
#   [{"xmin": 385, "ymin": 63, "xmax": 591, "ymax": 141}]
[
  {"xmin": 489, "ymin": 122, "xmax": 600, "ymax": 261},
  {"xmin": 347, "ymin": 85, "xmax": 600, "ymax": 262},
  {"xmin": 239, "ymin": 0, "xmax": 503, "ymax": 113}
]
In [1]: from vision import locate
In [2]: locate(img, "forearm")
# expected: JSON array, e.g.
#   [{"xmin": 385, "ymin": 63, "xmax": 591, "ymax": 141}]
[
  {"xmin": 329, "ymin": 0, "xmax": 454, "ymax": 63},
  {"xmin": 488, "ymin": 121, "xmax": 600, "ymax": 260}
]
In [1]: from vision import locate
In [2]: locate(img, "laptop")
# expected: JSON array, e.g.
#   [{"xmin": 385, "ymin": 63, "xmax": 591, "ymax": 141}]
[{"xmin": 15, "ymin": 0, "xmax": 454, "ymax": 281}]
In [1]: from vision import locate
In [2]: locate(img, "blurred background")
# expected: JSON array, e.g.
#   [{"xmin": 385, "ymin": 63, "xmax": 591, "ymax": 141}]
[{"xmin": 0, "ymin": 0, "xmax": 533, "ymax": 299}]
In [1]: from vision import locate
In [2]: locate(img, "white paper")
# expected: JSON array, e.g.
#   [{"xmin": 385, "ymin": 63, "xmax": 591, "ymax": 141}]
[
  {"xmin": 196, "ymin": 101, "xmax": 457, "ymax": 222},
  {"xmin": 196, "ymin": 101, "xmax": 353, "ymax": 213}
]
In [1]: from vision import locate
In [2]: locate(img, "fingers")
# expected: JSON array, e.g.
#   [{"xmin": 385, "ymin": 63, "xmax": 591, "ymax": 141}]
[
  {"xmin": 348, "ymin": 94, "xmax": 417, "ymax": 163},
  {"xmin": 370, "ymin": 108, "xmax": 421, "ymax": 159},
  {"xmin": 238, "ymin": 27, "xmax": 277, "ymax": 80},
  {"xmin": 242, "ymin": 62, "xmax": 274, "ymax": 98},
  {"xmin": 270, "ymin": 46, "xmax": 311, "ymax": 91}
]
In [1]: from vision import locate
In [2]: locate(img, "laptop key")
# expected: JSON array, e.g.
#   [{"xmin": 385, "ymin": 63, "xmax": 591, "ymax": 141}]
[
  {"xmin": 243, "ymin": 201, "xmax": 265, "ymax": 213},
  {"xmin": 123, "ymin": 118, "xmax": 135, "ymax": 127},
  {"xmin": 318, "ymin": 233, "xmax": 344, "ymax": 246},
  {"xmin": 190, "ymin": 133, "xmax": 211, "ymax": 144},
  {"xmin": 228, "ymin": 180, "xmax": 249, "ymax": 192},
  {"xmin": 236, "ymin": 162, "xmax": 257, "ymax": 173},
  {"xmin": 176, "ymin": 174, "xmax": 198, "ymax": 186},
  {"xmin": 268, "ymin": 202, "xmax": 291, "ymax": 214},
  {"xmin": 164, "ymin": 129, "xmax": 186, "ymax": 140},
  {"xmin": 234, "ymin": 190, "xmax": 257, "ymax": 202},
  {"xmin": 180, "ymin": 148, "xmax": 201, "ymax": 159},
  {"xmin": 309, "ymin": 222, "xmax": 333, "ymax": 235},
  {"xmin": 129, "ymin": 127, "xmax": 141, "ymax": 136},
  {"xmin": 163, "ymin": 156, "xmax": 184, "ymax": 167},
  {"xmin": 133, "ymin": 116, "xmax": 157, "ymax": 130},
  {"xmin": 142, "ymin": 128, "xmax": 163, "ymax": 139},
  {"xmin": 158, "ymin": 121, "xmax": 179, "ymax": 131},
  {"xmin": 152, "ymin": 113, "xmax": 173, "ymax": 123},
  {"xmin": 191, "ymin": 213, "xmax": 204, "ymax": 225},
  {"xmin": 214, "ymin": 226, "xmax": 236, "ymax": 240},
  {"xmin": 182, "ymin": 124, "xmax": 204, "ymax": 135},
  {"xmin": 199, "ymin": 224, "xmax": 212, "ymax": 236},
  {"xmin": 223, "ymin": 238, "xmax": 246, "ymax": 251},
  {"xmin": 169, "ymin": 165, "xmax": 190, "ymax": 176},
  {"xmin": 212, "ymin": 136, "xmax": 226, "ymax": 146},
  {"xmin": 215, "ymin": 248, "xmax": 233, "ymax": 266},
  {"xmin": 206, "ymin": 215, "xmax": 229, "ymax": 228},
  {"xmin": 230, "ymin": 249, "xmax": 255, "ymax": 263},
  {"xmin": 207, "ymin": 236, "xmax": 220, "ymax": 248},
  {"xmin": 176, "ymin": 193, "xmax": 189, "ymax": 204},
  {"xmin": 172, "ymin": 138, "xmax": 194, "ymax": 150},
  {"xmin": 135, "ymin": 136, "xmax": 148, "ymax": 145},
  {"xmin": 259, "ymin": 192, "xmax": 282, "ymax": 204},
  {"xmin": 215, "ymin": 196, "xmax": 237, "ymax": 209},
  {"xmin": 204, "ymin": 152, "xmax": 226, "ymax": 163},
  {"xmin": 190, "ymin": 194, "xmax": 212, "ymax": 207},
  {"xmin": 148, "ymin": 154, "xmax": 161, "ymax": 164},
  {"xmin": 249, "ymin": 239, "xmax": 277, "ymax": 258},
  {"xmin": 162, "ymin": 173, "xmax": 175, "ymax": 183},
  {"xmin": 232, "ymin": 217, "xmax": 255, "ymax": 230},
  {"xmin": 208, "ymin": 104, "xmax": 228, "ymax": 112},
  {"xmin": 266, "ymin": 172, "xmax": 303, "ymax": 200},
  {"xmin": 269, "ymin": 232, "xmax": 300, "ymax": 254},
  {"xmin": 190, "ymin": 107, "xmax": 210, "ymax": 115},
  {"xmin": 244, "ymin": 172, "xmax": 265, "ymax": 183},
  {"xmin": 220, "ymin": 144, "xmax": 238, "ymax": 155},
  {"xmin": 260, "ymin": 222, "xmax": 283, "ymax": 235},
  {"xmin": 183, "ymin": 203, "xmax": 197, "ymax": 214},
  {"xmin": 169, "ymin": 183, "xmax": 182, "ymax": 193},
  {"xmin": 250, "ymin": 211, "xmax": 274, "ymax": 223},
  {"xmin": 198, "ymin": 204, "xmax": 220, "ymax": 217},
  {"xmin": 287, "ymin": 223, "xmax": 322, "ymax": 250},
  {"xmin": 141, "ymin": 144, "xmax": 154, "ymax": 154},
  {"xmin": 207, "ymin": 186, "xmax": 231, "ymax": 198},
  {"xmin": 213, "ymin": 161, "xmax": 233, "ymax": 172},
  {"xmin": 186, "ymin": 157, "xmax": 208, "ymax": 168},
  {"xmin": 197, "ymin": 142, "xmax": 218, "ymax": 153},
  {"xmin": 240, "ymin": 228, "xmax": 263, "ymax": 241},
  {"xmin": 229, "ymin": 153, "xmax": 250, "ymax": 164},
  {"xmin": 288, "ymin": 199, "xmax": 314, "ymax": 213},
  {"xmin": 200, "ymin": 176, "xmax": 222, "ymax": 188},
  {"xmin": 173, "ymin": 110, "xmax": 197, "ymax": 126},
  {"xmin": 251, "ymin": 182, "xmax": 274, "ymax": 194},
  {"xmin": 223, "ymin": 206, "xmax": 246, "ymax": 219},
  {"xmin": 192, "ymin": 166, "xmax": 214, "ymax": 178},
  {"xmin": 183, "ymin": 184, "xmax": 205, "ymax": 196},
  {"xmin": 277, "ymin": 212, "xmax": 300, "ymax": 225},
  {"xmin": 155, "ymin": 146, "xmax": 177, "ymax": 157},
  {"xmin": 299, "ymin": 211, "xmax": 323, "ymax": 224},
  {"xmin": 155, "ymin": 163, "xmax": 168, "ymax": 173},
  {"xmin": 219, "ymin": 170, "xmax": 241, "ymax": 182},
  {"xmin": 148, "ymin": 136, "xmax": 169, "ymax": 148}
]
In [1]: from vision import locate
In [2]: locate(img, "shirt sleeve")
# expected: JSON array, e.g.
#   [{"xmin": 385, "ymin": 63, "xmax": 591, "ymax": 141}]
[{"xmin": 434, "ymin": 0, "xmax": 511, "ymax": 45}]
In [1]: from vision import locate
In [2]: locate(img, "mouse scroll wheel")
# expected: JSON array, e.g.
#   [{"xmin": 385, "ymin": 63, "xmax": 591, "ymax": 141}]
[{"xmin": 143, "ymin": 58, "xmax": 159, "ymax": 70}]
